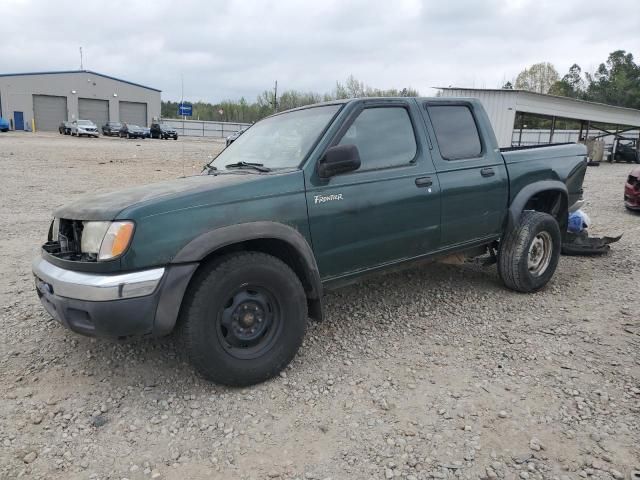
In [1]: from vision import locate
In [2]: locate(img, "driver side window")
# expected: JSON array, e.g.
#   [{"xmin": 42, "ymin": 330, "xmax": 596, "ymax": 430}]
[{"xmin": 338, "ymin": 107, "xmax": 417, "ymax": 170}]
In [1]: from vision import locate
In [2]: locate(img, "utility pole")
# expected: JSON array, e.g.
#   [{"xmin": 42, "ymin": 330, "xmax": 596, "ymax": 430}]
[
  {"xmin": 181, "ymin": 74, "xmax": 185, "ymax": 121},
  {"xmin": 79, "ymin": 47, "xmax": 83, "ymax": 70},
  {"xmin": 273, "ymin": 80, "xmax": 278, "ymax": 113}
]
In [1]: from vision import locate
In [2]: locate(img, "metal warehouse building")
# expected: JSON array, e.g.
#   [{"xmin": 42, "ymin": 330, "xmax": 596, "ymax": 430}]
[
  {"xmin": 0, "ymin": 70, "xmax": 161, "ymax": 131},
  {"xmin": 437, "ymin": 87, "xmax": 640, "ymax": 149}
]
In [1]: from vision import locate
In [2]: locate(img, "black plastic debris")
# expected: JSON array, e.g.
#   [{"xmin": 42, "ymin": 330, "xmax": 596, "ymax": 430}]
[{"xmin": 562, "ymin": 231, "xmax": 622, "ymax": 256}]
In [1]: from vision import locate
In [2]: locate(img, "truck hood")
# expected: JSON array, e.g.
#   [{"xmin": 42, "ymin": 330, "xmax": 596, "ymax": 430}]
[{"xmin": 54, "ymin": 172, "xmax": 292, "ymax": 221}]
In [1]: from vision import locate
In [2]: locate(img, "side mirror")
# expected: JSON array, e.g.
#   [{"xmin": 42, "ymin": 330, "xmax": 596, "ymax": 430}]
[{"xmin": 317, "ymin": 144, "xmax": 361, "ymax": 178}]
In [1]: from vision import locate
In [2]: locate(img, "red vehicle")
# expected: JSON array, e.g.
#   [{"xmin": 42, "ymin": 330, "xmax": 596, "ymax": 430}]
[{"xmin": 625, "ymin": 166, "xmax": 640, "ymax": 210}]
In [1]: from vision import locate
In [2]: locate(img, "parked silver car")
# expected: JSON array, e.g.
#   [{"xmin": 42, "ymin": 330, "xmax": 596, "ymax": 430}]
[{"xmin": 71, "ymin": 119, "xmax": 99, "ymax": 138}]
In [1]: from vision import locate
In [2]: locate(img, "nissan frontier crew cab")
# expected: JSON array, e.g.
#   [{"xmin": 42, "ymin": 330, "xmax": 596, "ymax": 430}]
[{"xmin": 33, "ymin": 97, "xmax": 588, "ymax": 386}]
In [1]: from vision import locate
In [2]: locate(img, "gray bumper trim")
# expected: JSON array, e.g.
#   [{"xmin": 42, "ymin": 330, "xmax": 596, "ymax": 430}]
[{"xmin": 32, "ymin": 256, "xmax": 164, "ymax": 301}]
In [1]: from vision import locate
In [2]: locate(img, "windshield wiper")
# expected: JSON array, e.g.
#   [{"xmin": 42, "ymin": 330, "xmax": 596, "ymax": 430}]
[
  {"xmin": 203, "ymin": 164, "xmax": 218, "ymax": 175},
  {"xmin": 225, "ymin": 161, "xmax": 271, "ymax": 172}
]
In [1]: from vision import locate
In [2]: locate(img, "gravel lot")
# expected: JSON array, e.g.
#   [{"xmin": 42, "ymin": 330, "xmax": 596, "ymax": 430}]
[{"xmin": 0, "ymin": 132, "xmax": 639, "ymax": 480}]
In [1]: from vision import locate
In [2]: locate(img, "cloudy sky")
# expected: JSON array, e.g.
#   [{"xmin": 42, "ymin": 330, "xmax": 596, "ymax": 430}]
[{"xmin": 3, "ymin": 0, "xmax": 638, "ymax": 102}]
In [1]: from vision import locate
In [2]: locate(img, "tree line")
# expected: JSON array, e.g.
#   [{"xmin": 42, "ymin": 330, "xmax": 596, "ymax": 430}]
[
  {"xmin": 505, "ymin": 50, "xmax": 640, "ymax": 110},
  {"xmin": 161, "ymin": 75, "xmax": 418, "ymax": 123},
  {"xmin": 161, "ymin": 50, "xmax": 639, "ymax": 124}
]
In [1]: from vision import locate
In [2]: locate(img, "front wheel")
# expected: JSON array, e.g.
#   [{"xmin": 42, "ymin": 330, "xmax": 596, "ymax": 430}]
[
  {"xmin": 180, "ymin": 252, "xmax": 308, "ymax": 386},
  {"xmin": 498, "ymin": 211, "xmax": 561, "ymax": 293}
]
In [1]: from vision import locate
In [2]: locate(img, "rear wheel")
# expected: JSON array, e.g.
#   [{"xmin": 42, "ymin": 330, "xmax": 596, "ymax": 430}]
[
  {"xmin": 180, "ymin": 252, "xmax": 308, "ymax": 386},
  {"xmin": 498, "ymin": 211, "xmax": 561, "ymax": 293}
]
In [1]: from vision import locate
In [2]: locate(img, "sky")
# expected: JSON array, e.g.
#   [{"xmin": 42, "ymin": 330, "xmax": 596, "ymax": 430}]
[{"xmin": 2, "ymin": 0, "xmax": 639, "ymax": 103}]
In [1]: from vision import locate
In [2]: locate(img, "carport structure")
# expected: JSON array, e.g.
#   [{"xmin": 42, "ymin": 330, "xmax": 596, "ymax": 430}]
[{"xmin": 436, "ymin": 87, "xmax": 640, "ymax": 150}]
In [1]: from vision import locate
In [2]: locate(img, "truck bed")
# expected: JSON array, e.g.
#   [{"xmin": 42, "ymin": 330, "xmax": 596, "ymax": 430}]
[{"xmin": 501, "ymin": 142, "xmax": 588, "ymax": 209}]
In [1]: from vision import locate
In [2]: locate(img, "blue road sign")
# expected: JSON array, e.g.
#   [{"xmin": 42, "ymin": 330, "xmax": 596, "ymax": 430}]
[{"xmin": 178, "ymin": 103, "xmax": 192, "ymax": 116}]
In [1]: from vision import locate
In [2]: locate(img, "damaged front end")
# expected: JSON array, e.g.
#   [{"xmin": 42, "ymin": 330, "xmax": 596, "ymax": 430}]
[
  {"xmin": 43, "ymin": 218, "xmax": 135, "ymax": 263},
  {"xmin": 44, "ymin": 218, "xmax": 93, "ymax": 262}
]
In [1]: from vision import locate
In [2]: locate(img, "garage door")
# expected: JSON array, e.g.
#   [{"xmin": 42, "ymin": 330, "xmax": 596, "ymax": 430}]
[
  {"xmin": 33, "ymin": 95, "xmax": 67, "ymax": 131},
  {"xmin": 78, "ymin": 98, "xmax": 109, "ymax": 128},
  {"xmin": 119, "ymin": 101, "xmax": 147, "ymax": 126}
]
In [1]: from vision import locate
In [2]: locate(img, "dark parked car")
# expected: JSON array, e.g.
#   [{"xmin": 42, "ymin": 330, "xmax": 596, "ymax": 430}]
[
  {"xmin": 58, "ymin": 121, "xmax": 72, "ymax": 135},
  {"xmin": 119, "ymin": 123, "xmax": 146, "ymax": 139},
  {"xmin": 0, "ymin": 117, "xmax": 9, "ymax": 132},
  {"xmin": 613, "ymin": 139, "xmax": 640, "ymax": 164},
  {"xmin": 624, "ymin": 166, "xmax": 640, "ymax": 210},
  {"xmin": 33, "ymin": 97, "xmax": 588, "ymax": 386},
  {"xmin": 102, "ymin": 122, "xmax": 122, "ymax": 136},
  {"xmin": 225, "ymin": 127, "xmax": 247, "ymax": 147},
  {"xmin": 150, "ymin": 122, "xmax": 178, "ymax": 140}
]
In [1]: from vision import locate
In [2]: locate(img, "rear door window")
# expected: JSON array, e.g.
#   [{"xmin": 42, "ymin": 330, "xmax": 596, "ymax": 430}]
[{"xmin": 427, "ymin": 105, "xmax": 482, "ymax": 160}]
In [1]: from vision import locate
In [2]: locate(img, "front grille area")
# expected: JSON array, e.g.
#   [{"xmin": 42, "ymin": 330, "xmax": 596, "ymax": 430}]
[
  {"xmin": 43, "ymin": 219, "xmax": 97, "ymax": 262},
  {"xmin": 628, "ymin": 175, "xmax": 639, "ymax": 190}
]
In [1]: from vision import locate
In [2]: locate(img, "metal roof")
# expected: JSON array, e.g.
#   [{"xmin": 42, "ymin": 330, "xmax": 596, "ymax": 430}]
[
  {"xmin": 436, "ymin": 87, "xmax": 640, "ymax": 115},
  {"xmin": 0, "ymin": 70, "xmax": 161, "ymax": 92}
]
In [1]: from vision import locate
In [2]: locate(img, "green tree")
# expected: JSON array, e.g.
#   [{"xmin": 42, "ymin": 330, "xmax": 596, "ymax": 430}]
[
  {"xmin": 585, "ymin": 50, "xmax": 640, "ymax": 109},
  {"xmin": 515, "ymin": 62, "xmax": 559, "ymax": 94},
  {"xmin": 161, "ymin": 76, "xmax": 420, "ymax": 123},
  {"xmin": 549, "ymin": 64, "xmax": 585, "ymax": 98}
]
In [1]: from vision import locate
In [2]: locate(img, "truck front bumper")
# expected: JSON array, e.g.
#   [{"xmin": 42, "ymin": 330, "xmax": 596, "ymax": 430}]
[{"xmin": 32, "ymin": 256, "xmax": 197, "ymax": 338}]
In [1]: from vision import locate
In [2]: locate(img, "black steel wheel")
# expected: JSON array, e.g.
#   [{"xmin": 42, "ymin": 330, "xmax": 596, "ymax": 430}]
[
  {"xmin": 180, "ymin": 252, "xmax": 307, "ymax": 386},
  {"xmin": 216, "ymin": 285, "xmax": 281, "ymax": 360},
  {"xmin": 498, "ymin": 211, "xmax": 561, "ymax": 293}
]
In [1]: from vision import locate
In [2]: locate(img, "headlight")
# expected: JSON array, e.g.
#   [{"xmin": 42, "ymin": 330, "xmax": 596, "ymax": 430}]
[{"xmin": 80, "ymin": 220, "xmax": 135, "ymax": 261}]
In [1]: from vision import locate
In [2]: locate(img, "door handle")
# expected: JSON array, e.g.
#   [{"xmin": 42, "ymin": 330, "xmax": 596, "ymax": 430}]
[
  {"xmin": 481, "ymin": 167, "xmax": 495, "ymax": 177},
  {"xmin": 415, "ymin": 177, "xmax": 433, "ymax": 187}
]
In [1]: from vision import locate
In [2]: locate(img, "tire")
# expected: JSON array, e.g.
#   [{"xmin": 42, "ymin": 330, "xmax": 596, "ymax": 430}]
[
  {"xmin": 173, "ymin": 136, "xmax": 178, "ymax": 140},
  {"xmin": 180, "ymin": 252, "xmax": 308, "ymax": 386},
  {"xmin": 497, "ymin": 211, "xmax": 561, "ymax": 293}
]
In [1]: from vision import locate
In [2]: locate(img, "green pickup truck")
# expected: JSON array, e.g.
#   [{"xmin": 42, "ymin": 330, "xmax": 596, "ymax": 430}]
[{"xmin": 33, "ymin": 97, "xmax": 587, "ymax": 385}]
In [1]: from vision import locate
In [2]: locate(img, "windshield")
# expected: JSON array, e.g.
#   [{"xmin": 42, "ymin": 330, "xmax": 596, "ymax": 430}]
[
  {"xmin": 211, "ymin": 104, "xmax": 342, "ymax": 170},
  {"xmin": 78, "ymin": 120, "xmax": 93, "ymax": 126},
  {"xmin": 128, "ymin": 125, "xmax": 140, "ymax": 129}
]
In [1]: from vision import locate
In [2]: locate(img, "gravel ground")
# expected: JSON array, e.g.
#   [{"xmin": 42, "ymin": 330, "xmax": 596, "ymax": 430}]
[{"xmin": 0, "ymin": 132, "xmax": 639, "ymax": 480}]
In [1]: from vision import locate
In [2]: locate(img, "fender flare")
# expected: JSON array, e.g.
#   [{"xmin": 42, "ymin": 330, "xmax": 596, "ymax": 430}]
[
  {"xmin": 172, "ymin": 221, "xmax": 323, "ymax": 300},
  {"xmin": 507, "ymin": 180, "xmax": 568, "ymax": 231}
]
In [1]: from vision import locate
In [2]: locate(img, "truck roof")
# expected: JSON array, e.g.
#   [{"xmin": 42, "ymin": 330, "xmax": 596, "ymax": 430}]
[{"xmin": 272, "ymin": 96, "xmax": 476, "ymax": 117}]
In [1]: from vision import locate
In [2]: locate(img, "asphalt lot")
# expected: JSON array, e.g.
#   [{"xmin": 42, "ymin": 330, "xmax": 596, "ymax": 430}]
[{"xmin": 0, "ymin": 131, "xmax": 638, "ymax": 480}]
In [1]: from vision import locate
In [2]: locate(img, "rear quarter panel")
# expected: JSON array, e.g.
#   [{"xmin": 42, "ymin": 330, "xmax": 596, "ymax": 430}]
[{"xmin": 503, "ymin": 144, "xmax": 588, "ymax": 207}]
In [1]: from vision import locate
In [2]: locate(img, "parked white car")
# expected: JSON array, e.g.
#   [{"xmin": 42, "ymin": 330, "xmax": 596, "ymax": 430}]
[{"xmin": 71, "ymin": 119, "xmax": 99, "ymax": 138}]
